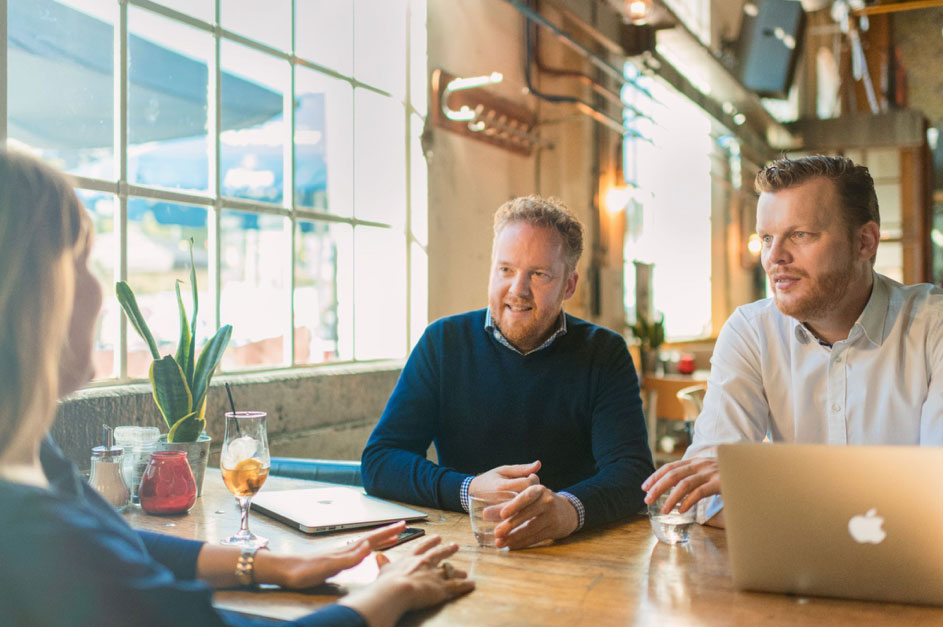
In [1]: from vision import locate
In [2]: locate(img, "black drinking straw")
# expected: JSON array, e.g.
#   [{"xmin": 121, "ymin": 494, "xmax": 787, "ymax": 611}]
[{"xmin": 225, "ymin": 382, "xmax": 241, "ymax": 434}]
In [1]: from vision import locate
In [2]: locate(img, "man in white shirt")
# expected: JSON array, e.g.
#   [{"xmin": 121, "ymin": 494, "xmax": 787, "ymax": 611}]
[{"xmin": 642, "ymin": 155, "xmax": 943, "ymax": 527}]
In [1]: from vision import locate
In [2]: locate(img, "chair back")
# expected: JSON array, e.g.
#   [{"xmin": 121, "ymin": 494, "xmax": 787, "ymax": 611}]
[{"xmin": 676, "ymin": 384, "xmax": 707, "ymax": 422}]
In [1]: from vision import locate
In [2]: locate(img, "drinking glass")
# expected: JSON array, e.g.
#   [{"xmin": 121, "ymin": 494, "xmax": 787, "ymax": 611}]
[
  {"xmin": 647, "ymin": 492, "xmax": 696, "ymax": 545},
  {"xmin": 220, "ymin": 411, "xmax": 271, "ymax": 548},
  {"xmin": 469, "ymin": 491, "xmax": 517, "ymax": 548}
]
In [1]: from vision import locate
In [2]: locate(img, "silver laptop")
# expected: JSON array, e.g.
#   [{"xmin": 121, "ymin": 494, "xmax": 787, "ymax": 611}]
[
  {"xmin": 717, "ymin": 443, "xmax": 943, "ymax": 606},
  {"xmin": 251, "ymin": 486, "xmax": 428, "ymax": 534}
]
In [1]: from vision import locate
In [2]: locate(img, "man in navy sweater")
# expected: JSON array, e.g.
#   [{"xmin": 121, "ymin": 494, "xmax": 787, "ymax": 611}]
[{"xmin": 361, "ymin": 195, "xmax": 653, "ymax": 549}]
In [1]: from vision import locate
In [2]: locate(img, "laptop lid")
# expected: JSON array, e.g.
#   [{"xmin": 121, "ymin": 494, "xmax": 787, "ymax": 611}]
[
  {"xmin": 251, "ymin": 486, "xmax": 428, "ymax": 534},
  {"xmin": 717, "ymin": 443, "xmax": 943, "ymax": 606}
]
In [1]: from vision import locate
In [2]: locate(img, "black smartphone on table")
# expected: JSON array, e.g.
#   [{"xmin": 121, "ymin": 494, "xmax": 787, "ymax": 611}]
[{"xmin": 380, "ymin": 527, "xmax": 425, "ymax": 550}]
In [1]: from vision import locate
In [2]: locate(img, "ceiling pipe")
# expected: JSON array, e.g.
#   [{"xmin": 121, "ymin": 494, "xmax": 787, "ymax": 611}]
[
  {"xmin": 533, "ymin": 23, "xmax": 651, "ymax": 120},
  {"xmin": 523, "ymin": 13, "xmax": 648, "ymax": 138},
  {"xmin": 506, "ymin": 0, "xmax": 656, "ymax": 102}
]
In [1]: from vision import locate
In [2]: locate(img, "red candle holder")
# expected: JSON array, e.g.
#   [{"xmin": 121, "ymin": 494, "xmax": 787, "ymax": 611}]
[{"xmin": 139, "ymin": 450, "xmax": 197, "ymax": 515}]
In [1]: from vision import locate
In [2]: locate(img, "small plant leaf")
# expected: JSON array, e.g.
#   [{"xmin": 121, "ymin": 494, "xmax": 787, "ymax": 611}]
[
  {"xmin": 187, "ymin": 239, "xmax": 198, "ymax": 383},
  {"xmin": 167, "ymin": 410, "xmax": 205, "ymax": 443},
  {"xmin": 149, "ymin": 355, "xmax": 193, "ymax": 431},
  {"xmin": 116, "ymin": 282, "xmax": 160, "ymax": 360},
  {"xmin": 174, "ymin": 280, "xmax": 192, "ymax": 384},
  {"xmin": 190, "ymin": 324, "xmax": 233, "ymax": 414}
]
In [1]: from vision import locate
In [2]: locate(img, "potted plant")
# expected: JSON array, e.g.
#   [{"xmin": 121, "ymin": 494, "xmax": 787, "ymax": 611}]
[
  {"xmin": 629, "ymin": 313, "xmax": 665, "ymax": 376},
  {"xmin": 116, "ymin": 241, "xmax": 231, "ymax": 495}
]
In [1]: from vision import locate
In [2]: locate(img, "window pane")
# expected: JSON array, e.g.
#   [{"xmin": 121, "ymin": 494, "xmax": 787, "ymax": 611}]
[
  {"xmin": 295, "ymin": 68, "xmax": 353, "ymax": 215},
  {"xmin": 294, "ymin": 221, "xmax": 353, "ymax": 364},
  {"xmin": 409, "ymin": 0, "xmax": 428, "ymax": 116},
  {"xmin": 354, "ymin": 226, "xmax": 406, "ymax": 360},
  {"xmin": 220, "ymin": 211, "xmax": 290, "ymax": 370},
  {"xmin": 410, "ymin": 113, "xmax": 428, "ymax": 246},
  {"xmin": 296, "ymin": 0, "xmax": 353, "ymax": 75},
  {"xmin": 220, "ymin": 41, "xmax": 287, "ymax": 205},
  {"xmin": 221, "ymin": 0, "xmax": 290, "ymax": 51},
  {"xmin": 875, "ymin": 241, "xmax": 904, "ymax": 284},
  {"xmin": 410, "ymin": 240, "xmax": 428, "ymax": 348},
  {"xmin": 78, "ymin": 190, "xmax": 117, "ymax": 380},
  {"xmin": 354, "ymin": 0, "xmax": 406, "ymax": 97},
  {"xmin": 354, "ymin": 90, "xmax": 406, "ymax": 224},
  {"xmin": 875, "ymin": 182, "xmax": 902, "ymax": 239},
  {"xmin": 626, "ymin": 78, "xmax": 712, "ymax": 340},
  {"xmin": 8, "ymin": 0, "xmax": 114, "ymax": 176},
  {"xmin": 152, "ymin": 0, "xmax": 214, "ymax": 24},
  {"xmin": 128, "ymin": 7, "xmax": 212, "ymax": 192},
  {"xmin": 125, "ymin": 199, "xmax": 210, "ymax": 379}
]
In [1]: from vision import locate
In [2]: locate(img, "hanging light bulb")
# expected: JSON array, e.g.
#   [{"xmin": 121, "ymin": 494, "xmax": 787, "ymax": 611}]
[{"xmin": 624, "ymin": 0, "xmax": 653, "ymax": 25}]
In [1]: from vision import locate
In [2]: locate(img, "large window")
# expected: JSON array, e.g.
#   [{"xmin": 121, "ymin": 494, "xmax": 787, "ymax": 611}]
[
  {"xmin": 5, "ymin": 0, "xmax": 428, "ymax": 381},
  {"xmin": 623, "ymin": 68, "xmax": 713, "ymax": 340}
]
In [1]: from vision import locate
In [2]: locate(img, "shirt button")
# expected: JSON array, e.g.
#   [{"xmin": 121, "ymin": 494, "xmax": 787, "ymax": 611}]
[{"xmin": 831, "ymin": 404, "xmax": 841, "ymax": 412}]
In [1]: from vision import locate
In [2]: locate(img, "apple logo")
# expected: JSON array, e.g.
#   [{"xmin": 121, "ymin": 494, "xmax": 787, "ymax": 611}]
[{"xmin": 848, "ymin": 508, "xmax": 886, "ymax": 544}]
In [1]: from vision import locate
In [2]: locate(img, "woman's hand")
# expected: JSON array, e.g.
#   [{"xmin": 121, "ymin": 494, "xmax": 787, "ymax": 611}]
[
  {"xmin": 257, "ymin": 521, "xmax": 408, "ymax": 590},
  {"xmin": 338, "ymin": 535, "xmax": 474, "ymax": 627}
]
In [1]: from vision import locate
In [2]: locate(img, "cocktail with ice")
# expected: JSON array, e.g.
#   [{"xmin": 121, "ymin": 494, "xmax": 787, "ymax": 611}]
[{"xmin": 220, "ymin": 411, "xmax": 270, "ymax": 548}]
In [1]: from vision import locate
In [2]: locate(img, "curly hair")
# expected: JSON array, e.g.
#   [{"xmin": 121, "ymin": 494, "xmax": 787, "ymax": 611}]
[{"xmin": 493, "ymin": 195, "xmax": 584, "ymax": 271}]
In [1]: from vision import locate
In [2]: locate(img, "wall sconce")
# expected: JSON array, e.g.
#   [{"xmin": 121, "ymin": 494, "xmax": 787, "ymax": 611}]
[
  {"xmin": 623, "ymin": 0, "xmax": 654, "ymax": 25},
  {"xmin": 738, "ymin": 197, "xmax": 761, "ymax": 269},
  {"xmin": 746, "ymin": 232, "xmax": 762, "ymax": 256},
  {"xmin": 605, "ymin": 185, "xmax": 635, "ymax": 215}
]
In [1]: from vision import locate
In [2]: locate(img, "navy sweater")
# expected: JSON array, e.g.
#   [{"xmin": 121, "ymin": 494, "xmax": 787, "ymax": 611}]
[
  {"xmin": 0, "ymin": 438, "xmax": 364, "ymax": 627},
  {"xmin": 361, "ymin": 309, "xmax": 654, "ymax": 529}
]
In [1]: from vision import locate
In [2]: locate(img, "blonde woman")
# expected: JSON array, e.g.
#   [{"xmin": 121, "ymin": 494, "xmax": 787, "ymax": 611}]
[{"xmin": 0, "ymin": 150, "xmax": 473, "ymax": 626}]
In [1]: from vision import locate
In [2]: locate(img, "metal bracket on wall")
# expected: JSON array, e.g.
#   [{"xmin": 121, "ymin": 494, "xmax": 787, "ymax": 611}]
[{"xmin": 431, "ymin": 69, "xmax": 548, "ymax": 156}]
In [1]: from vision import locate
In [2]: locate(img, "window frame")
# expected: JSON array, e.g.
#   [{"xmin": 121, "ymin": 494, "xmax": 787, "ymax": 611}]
[{"xmin": 2, "ymin": 0, "xmax": 427, "ymax": 383}]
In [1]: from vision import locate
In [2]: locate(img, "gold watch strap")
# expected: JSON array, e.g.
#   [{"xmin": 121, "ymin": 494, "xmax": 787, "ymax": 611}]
[{"xmin": 235, "ymin": 546, "xmax": 260, "ymax": 588}]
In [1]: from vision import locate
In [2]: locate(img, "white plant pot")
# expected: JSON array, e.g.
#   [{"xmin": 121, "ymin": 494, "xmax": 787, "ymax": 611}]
[{"xmin": 157, "ymin": 433, "xmax": 212, "ymax": 497}]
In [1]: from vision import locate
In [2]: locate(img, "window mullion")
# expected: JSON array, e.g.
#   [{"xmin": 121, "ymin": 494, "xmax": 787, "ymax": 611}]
[
  {"xmin": 116, "ymin": 0, "xmax": 129, "ymax": 379},
  {"xmin": 210, "ymin": 0, "xmax": 222, "ymax": 336},
  {"xmin": 286, "ymin": 10, "xmax": 297, "ymax": 366},
  {"xmin": 0, "ymin": 0, "xmax": 7, "ymax": 144}
]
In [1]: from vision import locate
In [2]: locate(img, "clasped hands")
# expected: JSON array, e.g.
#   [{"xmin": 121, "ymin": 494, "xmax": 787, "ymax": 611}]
[{"xmin": 467, "ymin": 460, "xmax": 579, "ymax": 549}]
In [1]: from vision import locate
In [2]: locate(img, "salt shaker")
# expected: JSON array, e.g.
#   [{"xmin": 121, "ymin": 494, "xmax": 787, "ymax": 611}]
[{"xmin": 89, "ymin": 424, "xmax": 131, "ymax": 510}]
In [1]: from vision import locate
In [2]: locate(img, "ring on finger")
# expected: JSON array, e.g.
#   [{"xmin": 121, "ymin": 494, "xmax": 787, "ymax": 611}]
[{"xmin": 438, "ymin": 561, "xmax": 455, "ymax": 579}]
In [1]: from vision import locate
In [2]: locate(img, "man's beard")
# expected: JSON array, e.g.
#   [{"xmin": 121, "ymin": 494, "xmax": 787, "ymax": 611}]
[
  {"xmin": 495, "ymin": 314, "xmax": 553, "ymax": 351},
  {"xmin": 772, "ymin": 262, "xmax": 856, "ymax": 321}
]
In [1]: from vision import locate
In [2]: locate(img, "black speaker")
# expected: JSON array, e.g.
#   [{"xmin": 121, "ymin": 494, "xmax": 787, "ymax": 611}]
[{"xmin": 737, "ymin": 0, "xmax": 806, "ymax": 99}]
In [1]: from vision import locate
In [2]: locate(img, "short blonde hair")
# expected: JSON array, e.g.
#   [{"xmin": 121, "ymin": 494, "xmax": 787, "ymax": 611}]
[
  {"xmin": 0, "ymin": 151, "xmax": 89, "ymax": 454},
  {"xmin": 493, "ymin": 195, "xmax": 583, "ymax": 270}
]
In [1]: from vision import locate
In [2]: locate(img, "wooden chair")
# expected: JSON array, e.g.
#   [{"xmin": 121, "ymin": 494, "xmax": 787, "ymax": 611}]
[
  {"xmin": 675, "ymin": 383, "xmax": 707, "ymax": 437},
  {"xmin": 642, "ymin": 375, "xmax": 708, "ymax": 460}
]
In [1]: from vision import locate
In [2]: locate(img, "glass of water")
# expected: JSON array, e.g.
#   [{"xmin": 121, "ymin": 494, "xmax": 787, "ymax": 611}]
[{"xmin": 647, "ymin": 492, "xmax": 697, "ymax": 545}]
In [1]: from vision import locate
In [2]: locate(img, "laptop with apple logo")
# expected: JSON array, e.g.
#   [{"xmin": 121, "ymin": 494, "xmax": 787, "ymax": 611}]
[{"xmin": 717, "ymin": 443, "xmax": 943, "ymax": 606}]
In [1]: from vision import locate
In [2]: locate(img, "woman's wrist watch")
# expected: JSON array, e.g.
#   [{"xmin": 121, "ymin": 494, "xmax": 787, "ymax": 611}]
[{"xmin": 235, "ymin": 546, "xmax": 263, "ymax": 588}]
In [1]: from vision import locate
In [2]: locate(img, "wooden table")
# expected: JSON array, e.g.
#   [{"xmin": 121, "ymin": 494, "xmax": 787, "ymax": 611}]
[{"xmin": 126, "ymin": 470, "xmax": 942, "ymax": 626}]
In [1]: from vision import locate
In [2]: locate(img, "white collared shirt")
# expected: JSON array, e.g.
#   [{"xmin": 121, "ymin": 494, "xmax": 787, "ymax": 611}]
[{"xmin": 685, "ymin": 272, "xmax": 943, "ymax": 522}]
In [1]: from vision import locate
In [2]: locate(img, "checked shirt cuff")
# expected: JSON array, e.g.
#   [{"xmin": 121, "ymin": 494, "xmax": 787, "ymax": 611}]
[
  {"xmin": 460, "ymin": 476, "xmax": 474, "ymax": 513},
  {"xmin": 559, "ymin": 491, "xmax": 585, "ymax": 531}
]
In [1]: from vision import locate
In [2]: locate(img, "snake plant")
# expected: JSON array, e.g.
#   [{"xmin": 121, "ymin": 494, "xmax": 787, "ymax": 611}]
[
  {"xmin": 116, "ymin": 241, "xmax": 232, "ymax": 442},
  {"xmin": 629, "ymin": 313, "xmax": 665, "ymax": 352}
]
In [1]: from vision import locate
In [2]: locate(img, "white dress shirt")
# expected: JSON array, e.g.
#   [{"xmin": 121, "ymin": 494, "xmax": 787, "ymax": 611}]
[{"xmin": 685, "ymin": 272, "xmax": 943, "ymax": 522}]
